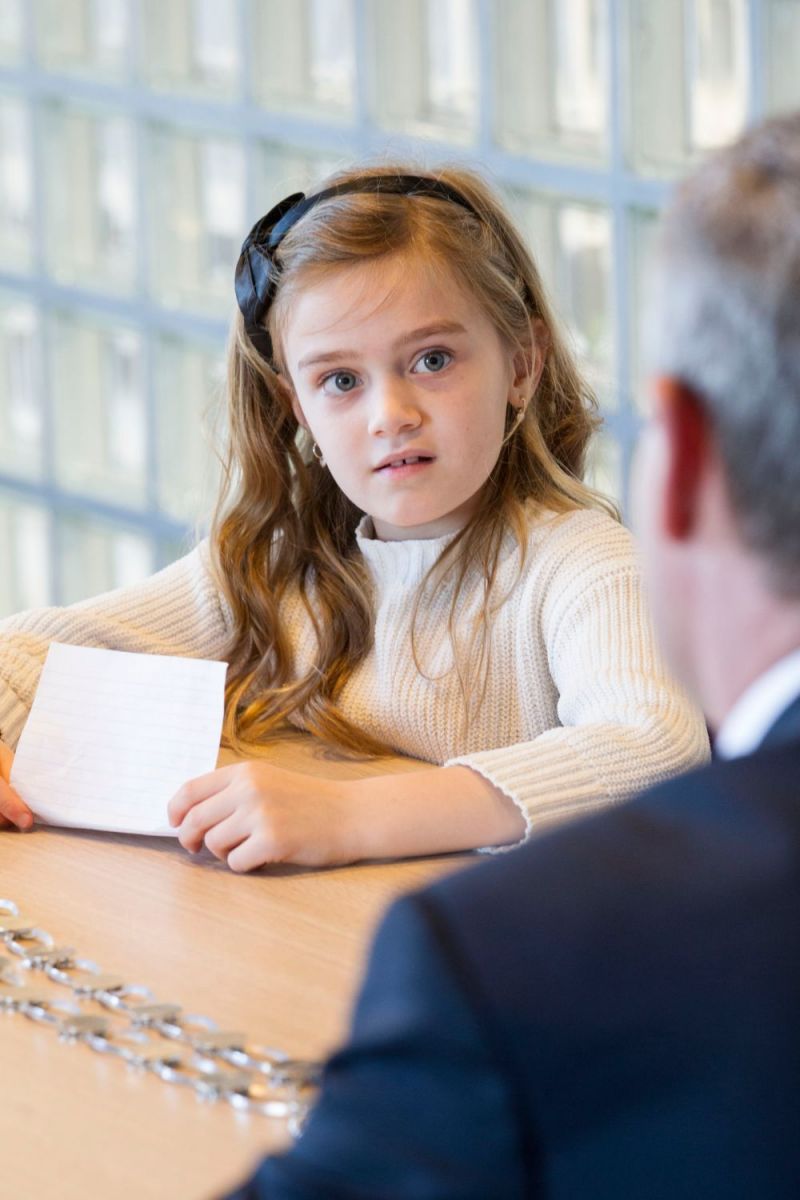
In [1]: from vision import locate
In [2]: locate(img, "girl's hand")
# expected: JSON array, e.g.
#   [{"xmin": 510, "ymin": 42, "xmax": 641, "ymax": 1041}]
[
  {"xmin": 0, "ymin": 741, "xmax": 33, "ymax": 831},
  {"xmin": 167, "ymin": 761, "xmax": 359, "ymax": 872}
]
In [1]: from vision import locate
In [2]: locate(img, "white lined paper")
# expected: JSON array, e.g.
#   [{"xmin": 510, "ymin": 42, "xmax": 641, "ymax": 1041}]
[{"xmin": 11, "ymin": 643, "xmax": 227, "ymax": 836}]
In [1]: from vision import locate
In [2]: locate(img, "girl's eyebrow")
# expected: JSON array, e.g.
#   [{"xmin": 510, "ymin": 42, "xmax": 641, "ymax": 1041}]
[
  {"xmin": 297, "ymin": 349, "xmax": 358, "ymax": 371},
  {"xmin": 296, "ymin": 322, "xmax": 467, "ymax": 372},
  {"xmin": 394, "ymin": 321, "xmax": 467, "ymax": 345}
]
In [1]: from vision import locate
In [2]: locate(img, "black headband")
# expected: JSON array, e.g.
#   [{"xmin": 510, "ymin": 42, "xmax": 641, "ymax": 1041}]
[{"xmin": 234, "ymin": 174, "xmax": 489, "ymax": 363}]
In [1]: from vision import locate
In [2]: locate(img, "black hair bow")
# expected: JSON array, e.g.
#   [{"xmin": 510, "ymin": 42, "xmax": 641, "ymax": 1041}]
[{"xmin": 234, "ymin": 175, "xmax": 486, "ymax": 364}]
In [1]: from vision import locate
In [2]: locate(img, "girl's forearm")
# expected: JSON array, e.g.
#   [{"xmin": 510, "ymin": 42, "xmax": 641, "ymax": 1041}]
[{"xmin": 346, "ymin": 765, "xmax": 527, "ymax": 860}]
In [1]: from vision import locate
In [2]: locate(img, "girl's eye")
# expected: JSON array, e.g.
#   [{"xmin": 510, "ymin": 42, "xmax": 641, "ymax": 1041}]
[
  {"xmin": 413, "ymin": 350, "xmax": 452, "ymax": 374},
  {"xmin": 322, "ymin": 370, "xmax": 360, "ymax": 395}
]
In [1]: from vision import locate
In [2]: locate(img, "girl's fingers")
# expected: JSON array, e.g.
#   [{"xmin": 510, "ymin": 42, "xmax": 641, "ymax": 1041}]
[
  {"xmin": 0, "ymin": 743, "xmax": 33, "ymax": 829},
  {"xmin": 0, "ymin": 779, "xmax": 34, "ymax": 831},
  {"xmin": 175, "ymin": 789, "xmax": 239, "ymax": 853},
  {"xmin": 167, "ymin": 764, "xmax": 238, "ymax": 827},
  {"xmin": 226, "ymin": 835, "xmax": 270, "ymax": 875},
  {"xmin": 202, "ymin": 812, "xmax": 250, "ymax": 863}
]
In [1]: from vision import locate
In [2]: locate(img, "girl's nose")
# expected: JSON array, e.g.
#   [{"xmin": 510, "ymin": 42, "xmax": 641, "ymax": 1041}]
[{"xmin": 367, "ymin": 377, "xmax": 422, "ymax": 437}]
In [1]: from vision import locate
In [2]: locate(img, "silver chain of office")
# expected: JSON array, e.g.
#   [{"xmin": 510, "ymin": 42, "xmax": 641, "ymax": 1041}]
[{"xmin": 0, "ymin": 898, "xmax": 320, "ymax": 1136}]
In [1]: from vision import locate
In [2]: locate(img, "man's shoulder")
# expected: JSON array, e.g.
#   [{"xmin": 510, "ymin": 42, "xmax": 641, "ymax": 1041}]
[{"xmin": 416, "ymin": 738, "xmax": 800, "ymax": 967}]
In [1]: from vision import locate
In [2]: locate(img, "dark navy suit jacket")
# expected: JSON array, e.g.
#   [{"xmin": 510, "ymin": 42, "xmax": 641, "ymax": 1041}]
[{"xmin": 227, "ymin": 696, "xmax": 800, "ymax": 1199}]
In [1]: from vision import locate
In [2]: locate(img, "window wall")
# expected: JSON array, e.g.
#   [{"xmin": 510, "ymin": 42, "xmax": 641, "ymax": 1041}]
[{"xmin": 0, "ymin": 0, "xmax": 797, "ymax": 613}]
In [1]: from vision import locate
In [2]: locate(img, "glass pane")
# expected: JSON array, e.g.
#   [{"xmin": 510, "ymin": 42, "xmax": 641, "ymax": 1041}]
[
  {"xmin": 686, "ymin": 0, "xmax": 748, "ymax": 152},
  {"xmin": 553, "ymin": 0, "xmax": 608, "ymax": 140},
  {"xmin": 57, "ymin": 513, "xmax": 154, "ymax": 605},
  {"xmin": 629, "ymin": 210, "xmax": 660, "ymax": 416},
  {"xmin": 510, "ymin": 191, "xmax": 614, "ymax": 400},
  {"xmin": 425, "ymin": 0, "xmax": 477, "ymax": 125},
  {"xmin": 154, "ymin": 335, "xmax": 224, "ymax": 524},
  {"xmin": 35, "ymin": 0, "xmax": 131, "ymax": 78},
  {"xmin": 201, "ymin": 141, "xmax": 245, "ymax": 292},
  {"xmin": 628, "ymin": 0, "xmax": 749, "ymax": 175},
  {"xmin": 192, "ymin": 0, "xmax": 239, "ymax": 85},
  {"xmin": 0, "ymin": 493, "xmax": 51, "ymax": 615},
  {"xmin": 253, "ymin": 142, "xmax": 341, "ymax": 218},
  {"xmin": 0, "ymin": 1, "xmax": 24, "ymax": 66},
  {"xmin": 42, "ymin": 103, "xmax": 136, "ymax": 292},
  {"xmin": 0, "ymin": 95, "xmax": 33, "ymax": 271},
  {"xmin": 0, "ymin": 299, "xmax": 43, "ymax": 481},
  {"xmin": 495, "ymin": 0, "xmax": 609, "ymax": 162},
  {"xmin": 148, "ymin": 125, "xmax": 245, "ymax": 316},
  {"xmin": 766, "ymin": 0, "xmax": 800, "ymax": 114},
  {"xmin": 252, "ymin": 0, "xmax": 356, "ymax": 118},
  {"xmin": 158, "ymin": 535, "xmax": 193, "ymax": 573},
  {"xmin": 50, "ymin": 314, "xmax": 147, "ymax": 507},
  {"xmin": 556, "ymin": 205, "xmax": 614, "ymax": 390},
  {"xmin": 308, "ymin": 0, "xmax": 355, "ymax": 109},
  {"xmin": 586, "ymin": 432, "xmax": 623, "ymax": 504},
  {"xmin": 369, "ymin": 0, "xmax": 478, "ymax": 142},
  {"xmin": 141, "ymin": 0, "xmax": 240, "ymax": 98}
]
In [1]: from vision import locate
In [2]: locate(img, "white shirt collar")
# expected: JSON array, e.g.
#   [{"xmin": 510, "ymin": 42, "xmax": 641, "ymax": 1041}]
[{"xmin": 715, "ymin": 647, "xmax": 800, "ymax": 760}]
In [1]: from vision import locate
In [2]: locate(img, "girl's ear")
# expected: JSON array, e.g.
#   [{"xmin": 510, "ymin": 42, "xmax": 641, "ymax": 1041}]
[
  {"xmin": 289, "ymin": 389, "xmax": 309, "ymax": 432},
  {"xmin": 511, "ymin": 318, "xmax": 549, "ymax": 403},
  {"xmin": 528, "ymin": 318, "xmax": 549, "ymax": 394}
]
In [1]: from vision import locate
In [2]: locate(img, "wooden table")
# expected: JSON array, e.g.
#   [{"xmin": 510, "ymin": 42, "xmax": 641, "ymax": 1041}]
[{"xmin": 0, "ymin": 734, "xmax": 470, "ymax": 1199}]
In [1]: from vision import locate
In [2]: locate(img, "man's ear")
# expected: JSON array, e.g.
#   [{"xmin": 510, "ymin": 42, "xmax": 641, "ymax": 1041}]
[{"xmin": 652, "ymin": 376, "xmax": 712, "ymax": 539}]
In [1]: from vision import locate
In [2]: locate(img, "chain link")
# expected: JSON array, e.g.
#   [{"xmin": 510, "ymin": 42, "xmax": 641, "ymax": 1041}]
[{"xmin": 0, "ymin": 903, "xmax": 320, "ymax": 1131}]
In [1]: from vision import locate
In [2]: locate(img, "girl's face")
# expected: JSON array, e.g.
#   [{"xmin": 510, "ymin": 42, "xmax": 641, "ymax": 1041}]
[{"xmin": 283, "ymin": 252, "xmax": 529, "ymax": 541}]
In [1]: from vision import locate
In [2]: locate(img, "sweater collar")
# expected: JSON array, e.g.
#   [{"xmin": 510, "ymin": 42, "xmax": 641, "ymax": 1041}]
[{"xmin": 354, "ymin": 514, "xmax": 459, "ymax": 585}]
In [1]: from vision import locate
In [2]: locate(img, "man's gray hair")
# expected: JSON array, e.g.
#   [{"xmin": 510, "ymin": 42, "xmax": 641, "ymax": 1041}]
[{"xmin": 647, "ymin": 112, "xmax": 800, "ymax": 595}]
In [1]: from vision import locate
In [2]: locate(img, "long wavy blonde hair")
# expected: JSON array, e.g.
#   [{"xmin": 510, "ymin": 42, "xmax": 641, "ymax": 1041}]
[{"xmin": 211, "ymin": 163, "xmax": 615, "ymax": 756}]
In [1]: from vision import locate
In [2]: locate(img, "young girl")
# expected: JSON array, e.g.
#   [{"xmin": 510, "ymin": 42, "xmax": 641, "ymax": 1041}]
[{"xmin": 0, "ymin": 166, "xmax": 708, "ymax": 870}]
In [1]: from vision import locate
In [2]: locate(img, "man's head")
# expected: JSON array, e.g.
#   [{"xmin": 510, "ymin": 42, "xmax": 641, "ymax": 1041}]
[{"xmin": 634, "ymin": 113, "xmax": 800, "ymax": 724}]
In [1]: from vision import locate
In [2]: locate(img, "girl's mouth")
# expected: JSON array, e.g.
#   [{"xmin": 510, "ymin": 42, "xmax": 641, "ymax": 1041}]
[{"xmin": 375, "ymin": 455, "xmax": 435, "ymax": 477}]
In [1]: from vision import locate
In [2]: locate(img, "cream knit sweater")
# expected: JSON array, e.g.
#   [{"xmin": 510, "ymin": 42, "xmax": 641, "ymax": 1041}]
[{"xmin": 0, "ymin": 508, "xmax": 709, "ymax": 842}]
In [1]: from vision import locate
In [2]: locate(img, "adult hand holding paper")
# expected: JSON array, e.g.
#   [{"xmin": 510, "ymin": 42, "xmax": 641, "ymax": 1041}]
[{"xmin": 10, "ymin": 643, "xmax": 227, "ymax": 836}]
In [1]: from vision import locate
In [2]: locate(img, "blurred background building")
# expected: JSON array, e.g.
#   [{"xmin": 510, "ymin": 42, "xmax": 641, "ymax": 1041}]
[{"xmin": 0, "ymin": 0, "xmax": 797, "ymax": 614}]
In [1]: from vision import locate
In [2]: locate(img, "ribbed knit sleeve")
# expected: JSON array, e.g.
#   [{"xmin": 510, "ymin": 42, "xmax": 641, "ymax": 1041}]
[
  {"xmin": 446, "ymin": 517, "xmax": 709, "ymax": 848},
  {"xmin": 0, "ymin": 543, "xmax": 229, "ymax": 748}
]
